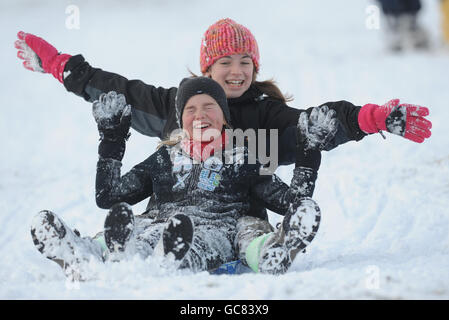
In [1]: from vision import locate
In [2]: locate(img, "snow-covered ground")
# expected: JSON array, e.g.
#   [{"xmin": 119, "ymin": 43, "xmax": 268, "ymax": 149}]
[{"xmin": 1, "ymin": 0, "xmax": 449, "ymax": 299}]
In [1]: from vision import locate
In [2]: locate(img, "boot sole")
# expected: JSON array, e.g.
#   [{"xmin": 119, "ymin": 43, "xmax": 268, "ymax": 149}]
[
  {"xmin": 260, "ymin": 198, "xmax": 321, "ymax": 274},
  {"xmin": 31, "ymin": 210, "xmax": 68, "ymax": 259},
  {"xmin": 162, "ymin": 214, "xmax": 194, "ymax": 261},
  {"xmin": 104, "ymin": 203, "xmax": 135, "ymax": 253},
  {"xmin": 283, "ymin": 198, "xmax": 321, "ymax": 255}
]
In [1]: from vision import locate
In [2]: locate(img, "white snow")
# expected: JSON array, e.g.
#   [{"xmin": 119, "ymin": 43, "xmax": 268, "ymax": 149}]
[{"xmin": 1, "ymin": 0, "xmax": 449, "ymax": 299}]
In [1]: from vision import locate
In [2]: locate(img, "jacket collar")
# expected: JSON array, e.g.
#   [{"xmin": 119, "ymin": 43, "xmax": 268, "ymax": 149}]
[{"xmin": 227, "ymin": 85, "xmax": 264, "ymax": 106}]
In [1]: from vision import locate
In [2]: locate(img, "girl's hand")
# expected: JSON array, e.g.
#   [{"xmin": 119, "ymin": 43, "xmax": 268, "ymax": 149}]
[
  {"xmin": 93, "ymin": 91, "xmax": 131, "ymax": 141},
  {"xmin": 358, "ymin": 99, "xmax": 432, "ymax": 143},
  {"xmin": 295, "ymin": 105, "xmax": 337, "ymax": 170},
  {"xmin": 15, "ymin": 31, "xmax": 71, "ymax": 83},
  {"xmin": 297, "ymin": 105, "xmax": 339, "ymax": 151}
]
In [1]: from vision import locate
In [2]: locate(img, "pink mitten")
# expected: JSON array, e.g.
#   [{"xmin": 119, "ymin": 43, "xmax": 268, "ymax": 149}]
[
  {"xmin": 15, "ymin": 31, "xmax": 71, "ymax": 83},
  {"xmin": 358, "ymin": 99, "xmax": 432, "ymax": 143}
]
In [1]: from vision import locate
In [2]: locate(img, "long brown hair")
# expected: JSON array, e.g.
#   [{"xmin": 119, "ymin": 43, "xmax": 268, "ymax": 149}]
[
  {"xmin": 188, "ymin": 68, "xmax": 293, "ymax": 103},
  {"xmin": 253, "ymin": 78, "xmax": 293, "ymax": 103}
]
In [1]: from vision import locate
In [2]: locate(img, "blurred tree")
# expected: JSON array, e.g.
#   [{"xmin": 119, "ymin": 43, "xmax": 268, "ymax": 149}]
[{"xmin": 442, "ymin": 0, "xmax": 449, "ymax": 45}]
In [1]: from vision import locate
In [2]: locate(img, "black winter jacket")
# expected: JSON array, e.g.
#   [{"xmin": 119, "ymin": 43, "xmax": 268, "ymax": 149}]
[
  {"xmin": 63, "ymin": 54, "xmax": 367, "ymax": 164},
  {"xmin": 64, "ymin": 55, "xmax": 366, "ymax": 218},
  {"xmin": 96, "ymin": 143, "xmax": 318, "ymax": 227}
]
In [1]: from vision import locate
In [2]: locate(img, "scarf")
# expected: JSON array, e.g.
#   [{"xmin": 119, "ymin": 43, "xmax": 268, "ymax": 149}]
[{"xmin": 180, "ymin": 131, "xmax": 229, "ymax": 162}]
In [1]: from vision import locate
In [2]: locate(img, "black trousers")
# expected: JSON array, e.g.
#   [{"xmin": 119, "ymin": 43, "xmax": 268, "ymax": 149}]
[{"xmin": 377, "ymin": 0, "xmax": 421, "ymax": 15}]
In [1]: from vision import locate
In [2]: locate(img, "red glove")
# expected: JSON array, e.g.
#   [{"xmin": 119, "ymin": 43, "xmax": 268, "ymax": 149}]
[
  {"xmin": 15, "ymin": 31, "xmax": 71, "ymax": 83},
  {"xmin": 358, "ymin": 99, "xmax": 432, "ymax": 143}
]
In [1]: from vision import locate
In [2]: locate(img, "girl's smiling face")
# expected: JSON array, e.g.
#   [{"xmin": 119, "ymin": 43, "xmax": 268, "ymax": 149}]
[
  {"xmin": 182, "ymin": 94, "xmax": 225, "ymax": 142},
  {"xmin": 204, "ymin": 54, "xmax": 254, "ymax": 99}
]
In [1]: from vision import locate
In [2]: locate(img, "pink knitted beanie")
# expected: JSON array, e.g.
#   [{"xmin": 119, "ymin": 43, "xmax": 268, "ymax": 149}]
[{"xmin": 200, "ymin": 18, "xmax": 260, "ymax": 74}]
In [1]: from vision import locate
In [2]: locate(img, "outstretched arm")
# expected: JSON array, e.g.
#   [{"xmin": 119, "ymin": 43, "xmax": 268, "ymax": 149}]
[
  {"xmin": 270, "ymin": 100, "xmax": 365, "ymax": 165},
  {"xmin": 270, "ymin": 98, "xmax": 431, "ymax": 166},
  {"xmin": 15, "ymin": 31, "xmax": 177, "ymax": 139}
]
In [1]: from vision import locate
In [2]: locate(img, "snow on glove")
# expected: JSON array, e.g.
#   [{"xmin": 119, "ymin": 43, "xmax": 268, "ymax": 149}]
[
  {"xmin": 15, "ymin": 31, "xmax": 71, "ymax": 83},
  {"xmin": 297, "ymin": 105, "xmax": 339, "ymax": 151},
  {"xmin": 93, "ymin": 91, "xmax": 132, "ymax": 161},
  {"xmin": 358, "ymin": 99, "xmax": 432, "ymax": 143},
  {"xmin": 295, "ymin": 105, "xmax": 338, "ymax": 170},
  {"xmin": 93, "ymin": 91, "xmax": 132, "ymax": 141}
]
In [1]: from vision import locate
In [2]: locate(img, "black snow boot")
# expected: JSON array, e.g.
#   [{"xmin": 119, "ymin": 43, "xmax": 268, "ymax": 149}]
[
  {"xmin": 258, "ymin": 198, "xmax": 321, "ymax": 275},
  {"xmin": 161, "ymin": 214, "xmax": 194, "ymax": 262},
  {"xmin": 104, "ymin": 202, "xmax": 135, "ymax": 254}
]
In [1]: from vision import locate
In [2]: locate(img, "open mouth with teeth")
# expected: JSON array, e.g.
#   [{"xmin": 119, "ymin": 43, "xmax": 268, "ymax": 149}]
[
  {"xmin": 193, "ymin": 122, "xmax": 211, "ymax": 130},
  {"xmin": 191, "ymin": 121, "xmax": 222, "ymax": 141},
  {"xmin": 225, "ymin": 80, "xmax": 244, "ymax": 87}
]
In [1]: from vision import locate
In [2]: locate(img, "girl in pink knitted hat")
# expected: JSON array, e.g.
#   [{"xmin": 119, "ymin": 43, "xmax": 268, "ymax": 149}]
[
  {"xmin": 16, "ymin": 18, "xmax": 431, "ymax": 274},
  {"xmin": 199, "ymin": 18, "xmax": 291, "ymax": 102}
]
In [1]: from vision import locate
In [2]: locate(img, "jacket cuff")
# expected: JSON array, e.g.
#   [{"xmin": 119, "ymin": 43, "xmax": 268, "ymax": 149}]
[
  {"xmin": 295, "ymin": 148, "xmax": 321, "ymax": 171},
  {"xmin": 63, "ymin": 54, "xmax": 85, "ymax": 73},
  {"xmin": 98, "ymin": 139, "xmax": 126, "ymax": 161},
  {"xmin": 291, "ymin": 166, "xmax": 318, "ymax": 198}
]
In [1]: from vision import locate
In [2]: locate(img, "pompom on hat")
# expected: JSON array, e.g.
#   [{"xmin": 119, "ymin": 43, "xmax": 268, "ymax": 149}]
[{"xmin": 200, "ymin": 18, "xmax": 260, "ymax": 74}]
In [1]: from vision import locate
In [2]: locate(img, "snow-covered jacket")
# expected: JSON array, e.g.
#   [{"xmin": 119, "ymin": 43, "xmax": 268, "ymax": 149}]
[
  {"xmin": 63, "ymin": 54, "xmax": 367, "ymax": 165},
  {"xmin": 95, "ymin": 143, "xmax": 318, "ymax": 228},
  {"xmin": 63, "ymin": 54, "xmax": 364, "ymax": 218}
]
